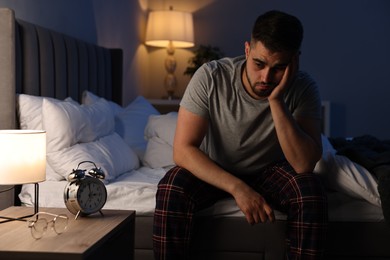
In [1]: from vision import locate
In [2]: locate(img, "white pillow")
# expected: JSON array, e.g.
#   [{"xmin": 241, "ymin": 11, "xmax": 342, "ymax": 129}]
[
  {"xmin": 42, "ymin": 98, "xmax": 114, "ymax": 152},
  {"xmin": 82, "ymin": 90, "xmax": 100, "ymax": 104},
  {"xmin": 42, "ymin": 98, "xmax": 139, "ymax": 182},
  {"xmin": 17, "ymin": 94, "xmax": 77, "ymax": 181},
  {"xmin": 144, "ymin": 112, "xmax": 178, "ymax": 146},
  {"xmin": 143, "ymin": 136, "xmax": 175, "ymax": 168},
  {"xmin": 45, "ymin": 162, "xmax": 64, "ymax": 181},
  {"xmin": 17, "ymin": 94, "xmax": 77, "ymax": 130},
  {"xmin": 142, "ymin": 112, "xmax": 177, "ymax": 168},
  {"xmin": 315, "ymin": 135, "xmax": 381, "ymax": 206},
  {"xmin": 321, "ymin": 134, "xmax": 337, "ymax": 155},
  {"xmin": 115, "ymin": 96, "xmax": 160, "ymax": 159},
  {"xmin": 82, "ymin": 90, "xmax": 123, "ymax": 116},
  {"xmin": 47, "ymin": 133, "xmax": 139, "ymax": 182}
]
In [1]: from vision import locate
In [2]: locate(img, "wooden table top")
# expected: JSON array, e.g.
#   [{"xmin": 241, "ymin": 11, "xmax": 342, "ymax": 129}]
[{"xmin": 0, "ymin": 206, "xmax": 135, "ymax": 255}]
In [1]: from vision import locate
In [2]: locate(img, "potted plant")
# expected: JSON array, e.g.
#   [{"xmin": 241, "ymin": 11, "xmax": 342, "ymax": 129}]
[{"xmin": 184, "ymin": 45, "xmax": 224, "ymax": 77}]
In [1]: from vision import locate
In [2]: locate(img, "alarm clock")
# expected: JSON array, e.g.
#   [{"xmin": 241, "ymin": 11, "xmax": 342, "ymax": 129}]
[{"xmin": 64, "ymin": 161, "xmax": 107, "ymax": 219}]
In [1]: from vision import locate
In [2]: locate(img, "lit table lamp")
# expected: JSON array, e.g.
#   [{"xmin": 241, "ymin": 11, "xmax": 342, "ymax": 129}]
[
  {"xmin": 145, "ymin": 7, "xmax": 194, "ymax": 99},
  {"xmin": 0, "ymin": 130, "xmax": 46, "ymax": 223}
]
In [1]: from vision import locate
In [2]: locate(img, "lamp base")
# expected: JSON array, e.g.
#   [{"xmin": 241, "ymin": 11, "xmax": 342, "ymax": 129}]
[
  {"xmin": 164, "ymin": 42, "xmax": 178, "ymax": 101},
  {"xmin": 161, "ymin": 95, "xmax": 180, "ymax": 100},
  {"xmin": 0, "ymin": 183, "xmax": 39, "ymax": 223}
]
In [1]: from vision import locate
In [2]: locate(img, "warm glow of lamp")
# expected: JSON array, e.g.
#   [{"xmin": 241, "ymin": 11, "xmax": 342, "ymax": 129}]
[
  {"xmin": 145, "ymin": 8, "xmax": 195, "ymax": 99},
  {"xmin": 0, "ymin": 130, "xmax": 46, "ymax": 223},
  {"xmin": 145, "ymin": 10, "xmax": 194, "ymax": 48}
]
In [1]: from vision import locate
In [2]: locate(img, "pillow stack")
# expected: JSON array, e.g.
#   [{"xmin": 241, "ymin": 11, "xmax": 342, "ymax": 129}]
[
  {"xmin": 17, "ymin": 93, "xmax": 147, "ymax": 183},
  {"xmin": 17, "ymin": 94, "xmax": 76, "ymax": 181},
  {"xmin": 82, "ymin": 91, "xmax": 160, "ymax": 159},
  {"xmin": 42, "ymin": 97, "xmax": 139, "ymax": 182}
]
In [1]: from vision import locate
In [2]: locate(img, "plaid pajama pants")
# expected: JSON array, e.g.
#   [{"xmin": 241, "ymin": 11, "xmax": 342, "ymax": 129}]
[{"xmin": 153, "ymin": 161, "xmax": 328, "ymax": 260}]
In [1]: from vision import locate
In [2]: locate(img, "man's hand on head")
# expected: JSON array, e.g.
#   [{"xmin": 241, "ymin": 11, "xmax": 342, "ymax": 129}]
[{"xmin": 268, "ymin": 53, "xmax": 299, "ymax": 102}]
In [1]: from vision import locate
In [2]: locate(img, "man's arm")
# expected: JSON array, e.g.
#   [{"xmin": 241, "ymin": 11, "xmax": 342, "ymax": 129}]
[
  {"xmin": 173, "ymin": 107, "xmax": 275, "ymax": 224},
  {"xmin": 269, "ymin": 101, "xmax": 322, "ymax": 173},
  {"xmin": 268, "ymin": 56, "xmax": 322, "ymax": 173}
]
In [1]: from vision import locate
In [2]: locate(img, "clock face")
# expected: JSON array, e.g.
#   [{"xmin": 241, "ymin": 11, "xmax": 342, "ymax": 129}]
[{"xmin": 76, "ymin": 177, "xmax": 107, "ymax": 214}]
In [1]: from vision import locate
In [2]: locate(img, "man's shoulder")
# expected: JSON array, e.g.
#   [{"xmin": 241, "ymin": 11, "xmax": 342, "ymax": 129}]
[{"xmin": 205, "ymin": 55, "xmax": 245, "ymax": 71}]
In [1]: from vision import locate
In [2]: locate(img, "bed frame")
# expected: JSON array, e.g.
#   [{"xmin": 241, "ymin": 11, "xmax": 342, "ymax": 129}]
[{"xmin": 1, "ymin": 8, "xmax": 390, "ymax": 260}]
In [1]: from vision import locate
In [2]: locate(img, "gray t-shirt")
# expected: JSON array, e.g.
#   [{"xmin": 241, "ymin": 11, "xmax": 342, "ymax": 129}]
[{"xmin": 180, "ymin": 55, "xmax": 321, "ymax": 176}]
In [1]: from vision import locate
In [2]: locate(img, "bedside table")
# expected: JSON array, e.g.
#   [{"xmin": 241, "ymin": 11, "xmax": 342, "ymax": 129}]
[
  {"xmin": 148, "ymin": 99, "xmax": 180, "ymax": 114},
  {"xmin": 0, "ymin": 207, "xmax": 135, "ymax": 260},
  {"xmin": 0, "ymin": 185, "xmax": 14, "ymax": 210}
]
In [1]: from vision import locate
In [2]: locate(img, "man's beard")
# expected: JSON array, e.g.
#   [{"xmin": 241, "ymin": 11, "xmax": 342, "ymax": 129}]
[{"xmin": 245, "ymin": 66, "xmax": 275, "ymax": 98}]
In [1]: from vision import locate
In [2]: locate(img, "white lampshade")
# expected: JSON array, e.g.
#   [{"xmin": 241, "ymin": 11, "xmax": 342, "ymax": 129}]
[
  {"xmin": 145, "ymin": 10, "xmax": 194, "ymax": 48},
  {"xmin": 0, "ymin": 130, "xmax": 46, "ymax": 185}
]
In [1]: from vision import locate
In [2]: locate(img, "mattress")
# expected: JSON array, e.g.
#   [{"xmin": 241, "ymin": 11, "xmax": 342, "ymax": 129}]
[{"xmin": 19, "ymin": 166, "xmax": 384, "ymax": 222}]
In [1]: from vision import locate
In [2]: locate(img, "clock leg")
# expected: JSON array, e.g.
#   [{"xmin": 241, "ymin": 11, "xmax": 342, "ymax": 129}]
[{"xmin": 75, "ymin": 210, "xmax": 81, "ymax": 220}]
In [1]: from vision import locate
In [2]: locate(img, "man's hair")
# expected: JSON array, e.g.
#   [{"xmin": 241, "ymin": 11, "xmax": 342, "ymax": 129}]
[{"xmin": 251, "ymin": 10, "xmax": 303, "ymax": 53}]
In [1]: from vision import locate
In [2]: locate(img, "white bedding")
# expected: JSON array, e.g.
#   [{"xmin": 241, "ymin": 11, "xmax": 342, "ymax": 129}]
[
  {"xmin": 17, "ymin": 92, "xmax": 384, "ymax": 223},
  {"xmin": 19, "ymin": 166, "xmax": 384, "ymax": 222},
  {"xmin": 20, "ymin": 166, "xmax": 163, "ymax": 216}
]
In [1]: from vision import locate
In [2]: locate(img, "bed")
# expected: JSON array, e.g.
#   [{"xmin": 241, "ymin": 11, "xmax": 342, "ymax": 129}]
[{"xmin": 1, "ymin": 7, "xmax": 390, "ymax": 260}]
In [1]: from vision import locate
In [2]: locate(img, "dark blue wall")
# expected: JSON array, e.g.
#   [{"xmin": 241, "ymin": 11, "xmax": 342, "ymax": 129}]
[
  {"xmin": 194, "ymin": 0, "xmax": 390, "ymax": 139},
  {"xmin": 1, "ymin": 0, "xmax": 389, "ymax": 139}
]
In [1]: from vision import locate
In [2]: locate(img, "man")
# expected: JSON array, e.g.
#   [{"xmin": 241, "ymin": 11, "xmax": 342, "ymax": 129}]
[{"xmin": 153, "ymin": 10, "xmax": 328, "ymax": 260}]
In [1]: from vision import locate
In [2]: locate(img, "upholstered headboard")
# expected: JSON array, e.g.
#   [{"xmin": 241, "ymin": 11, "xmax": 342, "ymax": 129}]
[
  {"xmin": 0, "ymin": 8, "xmax": 123, "ymax": 206},
  {"xmin": 0, "ymin": 8, "xmax": 123, "ymax": 130}
]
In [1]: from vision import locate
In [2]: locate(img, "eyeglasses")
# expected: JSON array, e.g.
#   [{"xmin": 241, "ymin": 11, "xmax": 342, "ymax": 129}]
[{"xmin": 27, "ymin": 212, "xmax": 69, "ymax": 239}]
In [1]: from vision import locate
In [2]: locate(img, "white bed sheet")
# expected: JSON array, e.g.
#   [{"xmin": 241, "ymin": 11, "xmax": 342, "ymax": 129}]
[
  {"xmin": 19, "ymin": 166, "xmax": 384, "ymax": 222},
  {"xmin": 197, "ymin": 191, "xmax": 385, "ymax": 222},
  {"xmin": 20, "ymin": 166, "xmax": 163, "ymax": 216}
]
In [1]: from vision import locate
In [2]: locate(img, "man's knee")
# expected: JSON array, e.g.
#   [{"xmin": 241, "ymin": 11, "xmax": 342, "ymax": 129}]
[
  {"xmin": 292, "ymin": 174, "xmax": 328, "ymax": 206},
  {"xmin": 158, "ymin": 166, "xmax": 196, "ymax": 189}
]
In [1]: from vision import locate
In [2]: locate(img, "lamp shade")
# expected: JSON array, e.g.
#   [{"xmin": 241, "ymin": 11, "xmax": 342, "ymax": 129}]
[
  {"xmin": 145, "ymin": 10, "xmax": 194, "ymax": 48},
  {"xmin": 0, "ymin": 130, "xmax": 46, "ymax": 185}
]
